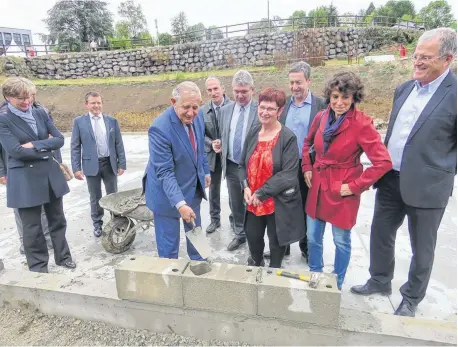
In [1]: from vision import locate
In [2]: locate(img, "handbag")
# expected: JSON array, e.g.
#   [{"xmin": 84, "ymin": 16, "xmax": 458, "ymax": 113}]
[
  {"xmin": 308, "ymin": 111, "xmax": 325, "ymax": 165},
  {"xmin": 53, "ymin": 156, "xmax": 74, "ymax": 181}
]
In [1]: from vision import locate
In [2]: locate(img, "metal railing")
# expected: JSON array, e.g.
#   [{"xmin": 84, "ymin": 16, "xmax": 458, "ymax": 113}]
[{"xmin": 0, "ymin": 44, "xmax": 68, "ymax": 57}]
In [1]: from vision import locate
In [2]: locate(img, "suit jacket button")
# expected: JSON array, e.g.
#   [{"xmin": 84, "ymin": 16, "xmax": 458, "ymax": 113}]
[{"xmin": 29, "ymin": 165, "xmax": 33, "ymax": 168}]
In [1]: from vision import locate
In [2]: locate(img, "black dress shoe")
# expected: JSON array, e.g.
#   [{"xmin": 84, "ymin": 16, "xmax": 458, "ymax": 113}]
[
  {"xmin": 60, "ymin": 260, "xmax": 76, "ymax": 269},
  {"xmin": 264, "ymin": 245, "xmax": 291, "ymax": 259},
  {"xmin": 350, "ymin": 280, "xmax": 392, "ymax": 296},
  {"xmin": 94, "ymin": 227, "xmax": 102, "ymax": 237},
  {"xmin": 227, "ymin": 238, "xmax": 246, "ymax": 251},
  {"xmin": 301, "ymin": 250, "xmax": 308, "ymax": 261},
  {"xmin": 394, "ymin": 299, "xmax": 416, "ymax": 317},
  {"xmin": 247, "ymin": 256, "xmax": 265, "ymax": 267},
  {"xmin": 206, "ymin": 221, "xmax": 221, "ymax": 234}
]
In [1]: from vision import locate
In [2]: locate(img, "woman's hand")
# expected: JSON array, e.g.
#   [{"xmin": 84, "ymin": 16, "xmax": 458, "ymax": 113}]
[
  {"xmin": 304, "ymin": 171, "xmax": 312, "ymax": 188},
  {"xmin": 243, "ymin": 187, "xmax": 252, "ymax": 205},
  {"xmin": 340, "ymin": 183, "xmax": 353, "ymax": 196},
  {"xmin": 251, "ymin": 193, "xmax": 261, "ymax": 207}
]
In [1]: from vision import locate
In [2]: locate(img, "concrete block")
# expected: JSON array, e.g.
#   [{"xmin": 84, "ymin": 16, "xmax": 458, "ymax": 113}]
[
  {"xmin": 182, "ymin": 262, "xmax": 258, "ymax": 315},
  {"xmin": 257, "ymin": 269, "xmax": 341, "ymax": 327},
  {"xmin": 115, "ymin": 256, "xmax": 189, "ymax": 307}
]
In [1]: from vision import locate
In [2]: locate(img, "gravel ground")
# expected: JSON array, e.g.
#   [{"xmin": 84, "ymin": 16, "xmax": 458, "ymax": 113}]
[{"xmin": 0, "ymin": 306, "xmax": 248, "ymax": 346}]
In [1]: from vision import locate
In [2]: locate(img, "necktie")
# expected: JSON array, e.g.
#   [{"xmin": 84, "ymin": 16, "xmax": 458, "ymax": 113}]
[
  {"xmin": 93, "ymin": 116, "xmax": 109, "ymax": 157},
  {"xmin": 187, "ymin": 124, "xmax": 197, "ymax": 158},
  {"xmin": 232, "ymin": 105, "xmax": 245, "ymax": 163}
]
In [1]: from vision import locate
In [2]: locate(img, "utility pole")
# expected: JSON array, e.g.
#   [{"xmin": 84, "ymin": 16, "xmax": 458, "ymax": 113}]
[
  {"xmin": 267, "ymin": 0, "xmax": 270, "ymax": 32},
  {"xmin": 155, "ymin": 19, "xmax": 159, "ymax": 46}
]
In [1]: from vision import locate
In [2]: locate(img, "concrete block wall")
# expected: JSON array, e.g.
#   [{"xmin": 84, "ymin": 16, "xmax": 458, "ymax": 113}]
[{"xmin": 115, "ymin": 257, "xmax": 341, "ymax": 327}]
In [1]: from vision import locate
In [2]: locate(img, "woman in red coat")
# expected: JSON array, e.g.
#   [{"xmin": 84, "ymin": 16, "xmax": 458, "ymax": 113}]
[{"xmin": 301, "ymin": 72, "xmax": 392, "ymax": 290}]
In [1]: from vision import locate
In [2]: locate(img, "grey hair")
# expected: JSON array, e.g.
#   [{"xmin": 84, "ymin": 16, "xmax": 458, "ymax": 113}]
[
  {"xmin": 205, "ymin": 75, "xmax": 223, "ymax": 88},
  {"xmin": 232, "ymin": 70, "xmax": 254, "ymax": 86},
  {"xmin": 289, "ymin": 61, "xmax": 312, "ymax": 79},
  {"xmin": 172, "ymin": 81, "xmax": 202, "ymax": 101},
  {"xmin": 418, "ymin": 28, "xmax": 457, "ymax": 57}
]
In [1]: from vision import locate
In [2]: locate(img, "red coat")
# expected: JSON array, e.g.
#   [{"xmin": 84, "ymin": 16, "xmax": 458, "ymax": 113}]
[{"xmin": 301, "ymin": 106, "xmax": 392, "ymax": 230}]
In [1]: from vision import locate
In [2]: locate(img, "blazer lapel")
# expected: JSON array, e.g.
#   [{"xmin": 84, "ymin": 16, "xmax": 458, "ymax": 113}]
[
  {"xmin": 103, "ymin": 115, "xmax": 112, "ymax": 144},
  {"xmin": 84, "ymin": 113, "xmax": 96, "ymax": 140},
  {"xmin": 7, "ymin": 110, "xmax": 38, "ymax": 140},
  {"xmin": 171, "ymin": 110, "xmax": 197, "ymax": 166},
  {"xmin": 407, "ymin": 74, "xmax": 453, "ymax": 142},
  {"xmin": 279, "ymin": 96, "xmax": 291, "ymax": 124},
  {"xmin": 309, "ymin": 93, "xmax": 319, "ymax": 129},
  {"xmin": 385, "ymin": 83, "xmax": 415, "ymax": 145},
  {"xmin": 246, "ymin": 101, "xmax": 258, "ymax": 130}
]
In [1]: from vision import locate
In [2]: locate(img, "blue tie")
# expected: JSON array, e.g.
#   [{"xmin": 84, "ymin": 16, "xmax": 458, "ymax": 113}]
[{"xmin": 232, "ymin": 105, "xmax": 245, "ymax": 163}]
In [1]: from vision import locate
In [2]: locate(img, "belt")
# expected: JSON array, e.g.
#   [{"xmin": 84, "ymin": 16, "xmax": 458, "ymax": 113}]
[
  {"xmin": 391, "ymin": 169, "xmax": 400, "ymax": 177},
  {"xmin": 98, "ymin": 157, "xmax": 110, "ymax": 161}
]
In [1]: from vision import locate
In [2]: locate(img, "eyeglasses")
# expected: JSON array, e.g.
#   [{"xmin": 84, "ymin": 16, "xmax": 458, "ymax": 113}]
[
  {"xmin": 258, "ymin": 106, "xmax": 279, "ymax": 113},
  {"xmin": 410, "ymin": 54, "xmax": 447, "ymax": 62}
]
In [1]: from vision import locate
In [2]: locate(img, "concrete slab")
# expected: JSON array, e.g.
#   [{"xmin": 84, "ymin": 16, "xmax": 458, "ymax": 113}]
[
  {"xmin": 257, "ymin": 269, "xmax": 340, "ymax": 326},
  {"xmin": 115, "ymin": 256, "xmax": 189, "ymax": 307},
  {"xmin": 182, "ymin": 262, "xmax": 258, "ymax": 315},
  {"xmin": 0, "ymin": 135, "xmax": 456, "ymax": 323}
]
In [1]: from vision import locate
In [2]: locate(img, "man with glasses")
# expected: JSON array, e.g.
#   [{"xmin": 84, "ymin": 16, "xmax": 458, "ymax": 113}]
[
  {"xmin": 219, "ymin": 70, "xmax": 259, "ymax": 251},
  {"xmin": 351, "ymin": 28, "xmax": 457, "ymax": 317}
]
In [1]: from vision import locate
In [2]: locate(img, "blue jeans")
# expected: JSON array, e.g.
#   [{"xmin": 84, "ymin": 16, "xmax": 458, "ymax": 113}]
[{"xmin": 307, "ymin": 216, "xmax": 351, "ymax": 290}]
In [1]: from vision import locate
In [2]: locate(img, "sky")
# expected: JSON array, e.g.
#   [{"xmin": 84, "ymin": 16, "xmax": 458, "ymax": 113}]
[{"xmin": 1, "ymin": 0, "xmax": 456, "ymax": 45}]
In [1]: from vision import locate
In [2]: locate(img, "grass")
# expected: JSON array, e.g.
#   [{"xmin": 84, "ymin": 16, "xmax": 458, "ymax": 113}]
[{"xmin": 0, "ymin": 66, "xmax": 277, "ymax": 87}]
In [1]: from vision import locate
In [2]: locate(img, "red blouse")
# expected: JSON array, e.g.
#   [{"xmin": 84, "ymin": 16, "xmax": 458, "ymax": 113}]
[{"xmin": 247, "ymin": 133, "xmax": 280, "ymax": 216}]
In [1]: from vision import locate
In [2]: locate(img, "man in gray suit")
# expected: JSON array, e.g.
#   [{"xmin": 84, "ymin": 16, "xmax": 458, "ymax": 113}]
[
  {"xmin": 264, "ymin": 61, "xmax": 327, "ymax": 261},
  {"xmin": 351, "ymin": 28, "xmax": 457, "ymax": 317},
  {"xmin": 219, "ymin": 70, "xmax": 259, "ymax": 251},
  {"xmin": 201, "ymin": 76, "xmax": 233, "ymax": 234},
  {"xmin": 71, "ymin": 92, "xmax": 127, "ymax": 237}
]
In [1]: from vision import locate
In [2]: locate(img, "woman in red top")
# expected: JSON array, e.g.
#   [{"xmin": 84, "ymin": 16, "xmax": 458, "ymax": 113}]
[
  {"xmin": 239, "ymin": 88, "xmax": 305, "ymax": 268},
  {"xmin": 301, "ymin": 72, "xmax": 392, "ymax": 289}
]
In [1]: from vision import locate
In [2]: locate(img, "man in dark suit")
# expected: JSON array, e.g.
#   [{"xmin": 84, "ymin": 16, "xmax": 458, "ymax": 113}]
[
  {"xmin": 351, "ymin": 28, "xmax": 457, "ymax": 317},
  {"xmin": 219, "ymin": 70, "xmax": 259, "ymax": 251},
  {"xmin": 71, "ymin": 92, "xmax": 126, "ymax": 237},
  {"xmin": 145, "ymin": 81, "xmax": 211, "ymax": 259},
  {"xmin": 264, "ymin": 61, "xmax": 327, "ymax": 261},
  {"xmin": 0, "ymin": 77, "xmax": 75, "ymax": 272},
  {"xmin": 201, "ymin": 76, "xmax": 233, "ymax": 234}
]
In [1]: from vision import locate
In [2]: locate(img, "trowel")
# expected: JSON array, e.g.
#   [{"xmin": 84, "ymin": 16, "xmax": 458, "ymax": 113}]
[{"xmin": 185, "ymin": 218, "xmax": 212, "ymax": 260}]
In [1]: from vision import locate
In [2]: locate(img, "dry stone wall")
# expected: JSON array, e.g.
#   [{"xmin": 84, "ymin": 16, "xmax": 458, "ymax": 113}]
[{"xmin": 2, "ymin": 27, "xmax": 419, "ymax": 80}]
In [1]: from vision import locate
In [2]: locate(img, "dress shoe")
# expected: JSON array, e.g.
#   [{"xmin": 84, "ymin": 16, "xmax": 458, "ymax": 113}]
[
  {"xmin": 247, "ymin": 256, "xmax": 265, "ymax": 267},
  {"xmin": 93, "ymin": 226, "xmax": 102, "ymax": 237},
  {"xmin": 206, "ymin": 221, "xmax": 221, "ymax": 234},
  {"xmin": 264, "ymin": 246, "xmax": 291, "ymax": 259},
  {"xmin": 350, "ymin": 280, "xmax": 392, "ymax": 296},
  {"xmin": 394, "ymin": 299, "xmax": 416, "ymax": 317},
  {"xmin": 227, "ymin": 238, "xmax": 246, "ymax": 251},
  {"xmin": 19, "ymin": 244, "xmax": 25, "ymax": 255},
  {"xmin": 301, "ymin": 250, "xmax": 308, "ymax": 262},
  {"xmin": 60, "ymin": 260, "xmax": 76, "ymax": 269}
]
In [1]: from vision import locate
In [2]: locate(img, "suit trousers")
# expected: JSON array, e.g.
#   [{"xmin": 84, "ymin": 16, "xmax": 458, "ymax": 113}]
[
  {"xmin": 297, "ymin": 159, "xmax": 309, "ymax": 254},
  {"xmin": 14, "ymin": 206, "xmax": 51, "ymax": 245},
  {"xmin": 369, "ymin": 170, "xmax": 446, "ymax": 306},
  {"xmin": 86, "ymin": 157, "xmax": 118, "ymax": 228},
  {"xmin": 17, "ymin": 188, "xmax": 72, "ymax": 273},
  {"xmin": 209, "ymin": 155, "xmax": 222, "ymax": 222},
  {"xmin": 226, "ymin": 159, "xmax": 246, "ymax": 239},
  {"xmin": 245, "ymin": 211, "xmax": 285, "ymax": 268}
]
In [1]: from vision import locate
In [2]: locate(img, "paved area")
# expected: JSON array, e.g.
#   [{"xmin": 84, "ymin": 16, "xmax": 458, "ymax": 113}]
[{"xmin": 0, "ymin": 134, "xmax": 456, "ymax": 322}]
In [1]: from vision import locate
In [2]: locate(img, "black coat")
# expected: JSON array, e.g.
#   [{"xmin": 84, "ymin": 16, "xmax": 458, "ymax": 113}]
[{"xmin": 239, "ymin": 124, "xmax": 306, "ymax": 246}]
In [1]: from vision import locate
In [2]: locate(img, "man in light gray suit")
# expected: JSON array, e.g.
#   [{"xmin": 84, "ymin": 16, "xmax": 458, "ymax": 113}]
[
  {"xmin": 201, "ymin": 76, "xmax": 233, "ymax": 234},
  {"xmin": 219, "ymin": 70, "xmax": 259, "ymax": 251},
  {"xmin": 351, "ymin": 28, "xmax": 457, "ymax": 317},
  {"xmin": 71, "ymin": 92, "xmax": 126, "ymax": 237}
]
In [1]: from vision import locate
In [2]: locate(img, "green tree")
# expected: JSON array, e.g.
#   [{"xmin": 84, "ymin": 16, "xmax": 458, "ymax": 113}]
[
  {"xmin": 287, "ymin": 10, "xmax": 308, "ymax": 28},
  {"xmin": 43, "ymin": 0, "xmax": 113, "ymax": 52},
  {"xmin": 171, "ymin": 11, "xmax": 189, "ymax": 42},
  {"xmin": 327, "ymin": 2, "xmax": 339, "ymax": 26},
  {"xmin": 118, "ymin": 0, "xmax": 148, "ymax": 38},
  {"xmin": 206, "ymin": 26, "xmax": 224, "ymax": 40},
  {"xmin": 308, "ymin": 6, "xmax": 329, "ymax": 27},
  {"xmin": 187, "ymin": 22, "xmax": 206, "ymax": 42},
  {"xmin": 114, "ymin": 20, "xmax": 130, "ymax": 40},
  {"xmin": 419, "ymin": 0, "xmax": 454, "ymax": 29},
  {"xmin": 158, "ymin": 33, "xmax": 172, "ymax": 46},
  {"xmin": 375, "ymin": 0, "xmax": 416, "ymax": 26},
  {"xmin": 250, "ymin": 16, "xmax": 283, "ymax": 33},
  {"xmin": 366, "ymin": 2, "xmax": 376, "ymax": 15}
]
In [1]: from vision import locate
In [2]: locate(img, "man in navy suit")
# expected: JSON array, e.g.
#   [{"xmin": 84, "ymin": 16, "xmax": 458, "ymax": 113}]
[
  {"xmin": 71, "ymin": 92, "xmax": 126, "ymax": 237},
  {"xmin": 145, "ymin": 81, "xmax": 211, "ymax": 260}
]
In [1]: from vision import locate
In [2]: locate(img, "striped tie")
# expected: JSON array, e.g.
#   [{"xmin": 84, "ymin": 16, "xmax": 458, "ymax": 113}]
[{"xmin": 232, "ymin": 106, "xmax": 245, "ymax": 163}]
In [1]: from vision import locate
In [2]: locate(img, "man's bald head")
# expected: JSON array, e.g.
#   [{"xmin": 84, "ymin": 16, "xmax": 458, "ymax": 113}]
[{"xmin": 171, "ymin": 81, "xmax": 202, "ymax": 125}]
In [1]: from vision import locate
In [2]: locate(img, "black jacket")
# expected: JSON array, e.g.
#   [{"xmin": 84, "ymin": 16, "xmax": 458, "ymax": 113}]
[{"xmin": 239, "ymin": 124, "xmax": 306, "ymax": 246}]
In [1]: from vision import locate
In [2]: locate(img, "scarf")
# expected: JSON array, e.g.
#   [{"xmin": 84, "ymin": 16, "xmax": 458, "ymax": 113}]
[
  {"xmin": 322, "ymin": 108, "xmax": 348, "ymax": 152},
  {"xmin": 7, "ymin": 102, "xmax": 38, "ymax": 135}
]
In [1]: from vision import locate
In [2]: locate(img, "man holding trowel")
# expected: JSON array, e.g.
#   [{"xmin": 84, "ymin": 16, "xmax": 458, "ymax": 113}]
[{"xmin": 145, "ymin": 81, "xmax": 211, "ymax": 260}]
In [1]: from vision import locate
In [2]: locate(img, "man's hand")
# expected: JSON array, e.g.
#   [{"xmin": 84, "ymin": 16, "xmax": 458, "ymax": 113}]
[
  {"xmin": 0, "ymin": 176, "xmax": 6, "ymax": 185},
  {"xmin": 118, "ymin": 168, "xmax": 125, "ymax": 176},
  {"xmin": 48, "ymin": 134, "xmax": 53, "ymax": 139},
  {"xmin": 340, "ymin": 183, "xmax": 353, "ymax": 197},
  {"xmin": 304, "ymin": 171, "xmax": 312, "ymax": 188},
  {"xmin": 21, "ymin": 142, "xmax": 34, "ymax": 149},
  {"xmin": 243, "ymin": 187, "xmax": 252, "ymax": 204},
  {"xmin": 205, "ymin": 175, "xmax": 211, "ymax": 188},
  {"xmin": 212, "ymin": 139, "xmax": 222, "ymax": 153},
  {"xmin": 251, "ymin": 193, "xmax": 261, "ymax": 207},
  {"xmin": 74, "ymin": 171, "xmax": 85, "ymax": 180},
  {"xmin": 179, "ymin": 204, "xmax": 196, "ymax": 223}
]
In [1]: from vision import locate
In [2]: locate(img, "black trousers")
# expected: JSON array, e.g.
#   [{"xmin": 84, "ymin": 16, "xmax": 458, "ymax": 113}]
[
  {"xmin": 209, "ymin": 155, "xmax": 222, "ymax": 223},
  {"xmin": 86, "ymin": 158, "xmax": 118, "ymax": 228},
  {"xmin": 369, "ymin": 170, "xmax": 446, "ymax": 306},
  {"xmin": 226, "ymin": 160, "xmax": 246, "ymax": 239},
  {"xmin": 246, "ymin": 211, "xmax": 285, "ymax": 268},
  {"xmin": 18, "ymin": 188, "xmax": 72, "ymax": 273},
  {"xmin": 297, "ymin": 159, "xmax": 308, "ymax": 254}
]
